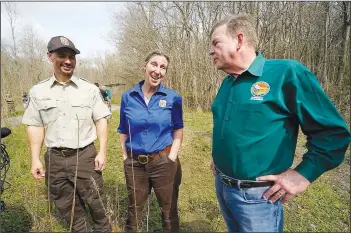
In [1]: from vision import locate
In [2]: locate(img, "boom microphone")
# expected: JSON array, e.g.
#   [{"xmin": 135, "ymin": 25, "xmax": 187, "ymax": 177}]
[{"xmin": 0, "ymin": 128, "xmax": 11, "ymax": 139}]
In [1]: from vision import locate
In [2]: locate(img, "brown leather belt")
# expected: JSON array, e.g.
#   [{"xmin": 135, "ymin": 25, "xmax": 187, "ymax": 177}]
[{"xmin": 127, "ymin": 145, "xmax": 172, "ymax": 164}]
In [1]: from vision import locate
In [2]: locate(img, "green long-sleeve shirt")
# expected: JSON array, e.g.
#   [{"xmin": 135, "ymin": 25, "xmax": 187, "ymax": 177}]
[{"xmin": 211, "ymin": 53, "xmax": 350, "ymax": 182}]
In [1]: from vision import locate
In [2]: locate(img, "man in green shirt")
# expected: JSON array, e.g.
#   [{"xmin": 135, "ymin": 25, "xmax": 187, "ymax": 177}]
[{"xmin": 209, "ymin": 14, "xmax": 350, "ymax": 232}]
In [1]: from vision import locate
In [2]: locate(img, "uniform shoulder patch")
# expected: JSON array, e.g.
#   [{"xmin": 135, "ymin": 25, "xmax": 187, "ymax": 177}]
[
  {"xmin": 24, "ymin": 96, "xmax": 30, "ymax": 109},
  {"xmin": 79, "ymin": 77, "xmax": 91, "ymax": 83},
  {"xmin": 38, "ymin": 77, "xmax": 51, "ymax": 84}
]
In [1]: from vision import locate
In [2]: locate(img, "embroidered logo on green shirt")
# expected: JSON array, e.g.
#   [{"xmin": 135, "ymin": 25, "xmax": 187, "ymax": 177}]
[{"xmin": 250, "ymin": 81, "xmax": 270, "ymax": 100}]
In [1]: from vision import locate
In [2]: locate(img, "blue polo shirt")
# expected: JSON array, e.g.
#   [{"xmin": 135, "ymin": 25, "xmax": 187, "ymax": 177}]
[{"xmin": 117, "ymin": 81, "xmax": 183, "ymax": 155}]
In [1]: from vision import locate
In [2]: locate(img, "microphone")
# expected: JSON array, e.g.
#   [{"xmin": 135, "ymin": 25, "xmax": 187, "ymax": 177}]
[{"xmin": 0, "ymin": 127, "xmax": 11, "ymax": 139}]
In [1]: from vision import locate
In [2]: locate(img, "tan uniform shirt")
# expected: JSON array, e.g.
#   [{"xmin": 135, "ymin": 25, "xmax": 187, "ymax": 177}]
[{"xmin": 22, "ymin": 76, "xmax": 111, "ymax": 148}]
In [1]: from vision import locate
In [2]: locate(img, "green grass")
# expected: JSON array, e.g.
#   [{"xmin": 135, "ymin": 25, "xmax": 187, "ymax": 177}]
[
  {"xmin": 111, "ymin": 96, "xmax": 122, "ymax": 106},
  {"xmin": 11, "ymin": 109, "xmax": 24, "ymax": 117},
  {"xmin": 0, "ymin": 110, "xmax": 349, "ymax": 232}
]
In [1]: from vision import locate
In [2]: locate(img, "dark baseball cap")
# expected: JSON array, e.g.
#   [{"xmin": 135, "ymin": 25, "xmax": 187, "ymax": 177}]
[{"xmin": 47, "ymin": 36, "xmax": 80, "ymax": 54}]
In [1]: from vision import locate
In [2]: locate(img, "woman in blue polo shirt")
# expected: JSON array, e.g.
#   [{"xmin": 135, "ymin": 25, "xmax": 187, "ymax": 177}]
[{"xmin": 117, "ymin": 51, "xmax": 183, "ymax": 232}]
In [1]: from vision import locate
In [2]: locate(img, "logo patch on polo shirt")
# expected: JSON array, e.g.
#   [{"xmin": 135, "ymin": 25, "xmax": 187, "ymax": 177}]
[
  {"xmin": 159, "ymin": 99, "xmax": 167, "ymax": 108},
  {"xmin": 250, "ymin": 81, "xmax": 270, "ymax": 100}
]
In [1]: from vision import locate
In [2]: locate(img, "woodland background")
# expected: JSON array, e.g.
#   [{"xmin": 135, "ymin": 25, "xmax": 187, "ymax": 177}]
[
  {"xmin": 1, "ymin": 2, "xmax": 350, "ymax": 232},
  {"xmin": 1, "ymin": 1, "xmax": 350, "ymax": 120}
]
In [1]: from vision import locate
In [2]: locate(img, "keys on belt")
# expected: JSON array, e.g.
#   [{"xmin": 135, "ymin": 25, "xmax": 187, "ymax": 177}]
[{"xmin": 128, "ymin": 145, "xmax": 172, "ymax": 164}]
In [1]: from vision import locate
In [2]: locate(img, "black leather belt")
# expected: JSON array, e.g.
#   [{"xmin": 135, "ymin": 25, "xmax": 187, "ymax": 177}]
[
  {"xmin": 49, "ymin": 143, "xmax": 92, "ymax": 157},
  {"xmin": 215, "ymin": 167, "xmax": 274, "ymax": 189},
  {"xmin": 221, "ymin": 176, "xmax": 274, "ymax": 189}
]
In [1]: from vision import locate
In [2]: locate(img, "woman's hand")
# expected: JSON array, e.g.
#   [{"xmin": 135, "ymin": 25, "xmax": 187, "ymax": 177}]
[
  {"xmin": 168, "ymin": 153, "xmax": 177, "ymax": 162},
  {"xmin": 120, "ymin": 133, "xmax": 129, "ymax": 162},
  {"xmin": 168, "ymin": 128, "xmax": 183, "ymax": 162}
]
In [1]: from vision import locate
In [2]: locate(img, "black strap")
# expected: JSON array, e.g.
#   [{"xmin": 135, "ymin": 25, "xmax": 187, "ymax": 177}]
[
  {"xmin": 221, "ymin": 177, "xmax": 273, "ymax": 188},
  {"xmin": 50, "ymin": 143, "xmax": 92, "ymax": 151}
]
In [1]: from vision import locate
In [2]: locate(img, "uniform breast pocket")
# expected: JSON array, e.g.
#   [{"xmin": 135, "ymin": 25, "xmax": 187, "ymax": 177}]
[
  {"xmin": 162, "ymin": 105, "xmax": 172, "ymax": 126},
  {"xmin": 71, "ymin": 99, "xmax": 92, "ymax": 120},
  {"xmin": 235, "ymin": 104, "xmax": 266, "ymax": 136},
  {"xmin": 37, "ymin": 100, "xmax": 58, "ymax": 124}
]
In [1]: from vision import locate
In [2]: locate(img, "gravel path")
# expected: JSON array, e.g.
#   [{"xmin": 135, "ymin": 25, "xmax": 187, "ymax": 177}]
[
  {"xmin": 2, "ymin": 116, "xmax": 22, "ymax": 127},
  {"xmin": 111, "ymin": 104, "xmax": 120, "ymax": 112}
]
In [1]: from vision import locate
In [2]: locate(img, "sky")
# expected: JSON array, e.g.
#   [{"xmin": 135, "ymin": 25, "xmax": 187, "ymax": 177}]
[{"xmin": 1, "ymin": 1, "xmax": 125, "ymax": 59}]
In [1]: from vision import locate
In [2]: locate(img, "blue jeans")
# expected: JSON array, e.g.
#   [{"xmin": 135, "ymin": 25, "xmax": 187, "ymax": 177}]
[{"xmin": 215, "ymin": 173, "xmax": 283, "ymax": 232}]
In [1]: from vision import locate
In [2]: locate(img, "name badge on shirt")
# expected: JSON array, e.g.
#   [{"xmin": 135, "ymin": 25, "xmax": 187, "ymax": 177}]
[{"xmin": 159, "ymin": 100, "xmax": 167, "ymax": 108}]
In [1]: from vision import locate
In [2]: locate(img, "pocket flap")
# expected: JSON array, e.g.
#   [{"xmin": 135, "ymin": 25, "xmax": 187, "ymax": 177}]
[
  {"xmin": 37, "ymin": 99, "xmax": 56, "ymax": 110},
  {"xmin": 71, "ymin": 98, "xmax": 91, "ymax": 108}
]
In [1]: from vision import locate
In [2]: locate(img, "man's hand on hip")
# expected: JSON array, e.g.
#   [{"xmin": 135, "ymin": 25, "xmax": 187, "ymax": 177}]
[
  {"xmin": 31, "ymin": 160, "xmax": 45, "ymax": 179},
  {"xmin": 95, "ymin": 152, "xmax": 107, "ymax": 171},
  {"xmin": 210, "ymin": 160, "xmax": 216, "ymax": 176},
  {"xmin": 257, "ymin": 168, "xmax": 311, "ymax": 204}
]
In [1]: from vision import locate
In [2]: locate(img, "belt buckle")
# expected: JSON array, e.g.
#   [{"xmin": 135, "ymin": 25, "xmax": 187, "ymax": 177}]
[
  {"xmin": 60, "ymin": 149, "xmax": 68, "ymax": 157},
  {"xmin": 222, "ymin": 177, "xmax": 241, "ymax": 189},
  {"xmin": 222, "ymin": 177, "xmax": 232, "ymax": 187},
  {"xmin": 61, "ymin": 149, "xmax": 73, "ymax": 157},
  {"xmin": 138, "ymin": 155, "xmax": 148, "ymax": 164}
]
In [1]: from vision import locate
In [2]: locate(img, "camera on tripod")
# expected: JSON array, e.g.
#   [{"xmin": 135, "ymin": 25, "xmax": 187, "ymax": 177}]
[{"xmin": 1, "ymin": 127, "xmax": 12, "ymax": 212}]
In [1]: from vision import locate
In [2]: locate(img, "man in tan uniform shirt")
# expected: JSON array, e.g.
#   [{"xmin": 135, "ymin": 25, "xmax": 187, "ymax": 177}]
[{"xmin": 22, "ymin": 36, "xmax": 112, "ymax": 232}]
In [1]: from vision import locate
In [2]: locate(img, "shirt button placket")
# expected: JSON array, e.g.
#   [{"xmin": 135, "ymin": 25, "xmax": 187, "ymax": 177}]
[
  {"xmin": 221, "ymin": 98, "xmax": 234, "ymax": 140},
  {"xmin": 222, "ymin": 114, "xmax": 230, "ymax": 139}
]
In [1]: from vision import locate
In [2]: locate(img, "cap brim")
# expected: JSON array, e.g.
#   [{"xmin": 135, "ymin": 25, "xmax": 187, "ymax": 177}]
[
  {"xmin": 49, "ymin": 46, "xmax": 80, "ymax": 54},
  {"xmin": 72, "ymin": 48, "xmax": 80, "ymax": 54}
]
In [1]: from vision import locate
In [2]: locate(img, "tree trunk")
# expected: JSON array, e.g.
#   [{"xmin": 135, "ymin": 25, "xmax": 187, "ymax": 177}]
[
  {"xmin": 322, "ymin": 2, "xmax": 329, "ymax": 90},
  {"xmin": 336, "ymin": 2, "xmax": 350, "ymax": 107},
  {"xmin": 336, "ymin": 2, "xmax": 350, "ymax": 84}
]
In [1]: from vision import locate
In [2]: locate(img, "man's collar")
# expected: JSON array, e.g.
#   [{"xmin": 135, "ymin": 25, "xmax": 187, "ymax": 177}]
[
  {"xmin": 246, "ymin": 52, "xmax": 265, "ymax": 77},
  {"xmin": 50, "ymin": 74, "xmax": 79, "ymax": 88},
  {"xmin": 69, "ymin": 76, "xmax": 79, "ymax": 86}
]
